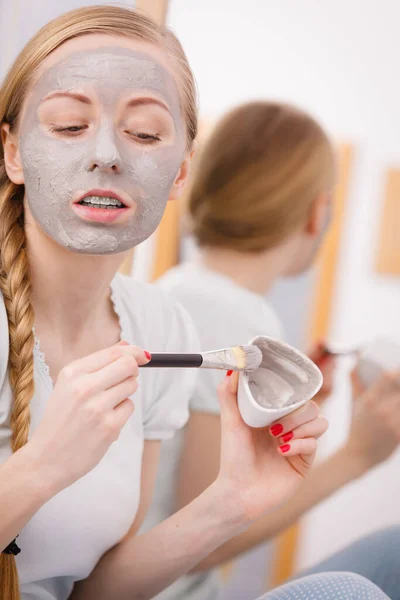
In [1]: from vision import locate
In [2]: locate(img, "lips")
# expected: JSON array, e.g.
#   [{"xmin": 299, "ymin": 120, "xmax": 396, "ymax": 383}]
[
  {"xmin": 75, "ymin": 188, "xmax": 129, "ymax": 208},
  {"xmin": 72, "ymin": 188, "xmax": 133, "ymax": 224}
]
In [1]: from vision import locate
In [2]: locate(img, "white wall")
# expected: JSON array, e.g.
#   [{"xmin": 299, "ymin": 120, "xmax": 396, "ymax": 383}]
[
  {"xmin": 168, "ymin": 0, "xmax": 400, "ymax": 571},
  {"xmin": 0, "ymin": 0, "xmax": 141, "ymax": 78}
]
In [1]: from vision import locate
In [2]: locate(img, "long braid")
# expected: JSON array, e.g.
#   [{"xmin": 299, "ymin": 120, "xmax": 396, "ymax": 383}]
[{"xmin": 0, "ymin": 182, "xmax": 35, "ymax": 599}]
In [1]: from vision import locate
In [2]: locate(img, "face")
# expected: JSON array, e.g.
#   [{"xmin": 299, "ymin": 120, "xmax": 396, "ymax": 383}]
[{"xmin": 12, "ymin": 39, "xmax": 187, "ymax": 254}]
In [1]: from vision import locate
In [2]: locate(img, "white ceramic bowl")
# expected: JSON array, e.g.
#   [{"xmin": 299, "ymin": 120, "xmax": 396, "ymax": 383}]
[{"xmin": 238, "ymin": 335, "xmax": 323, "ymax": 428}]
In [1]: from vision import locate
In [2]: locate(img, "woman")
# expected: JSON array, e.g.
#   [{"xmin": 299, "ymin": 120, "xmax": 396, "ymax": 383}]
[
  {"xmin": 0, "ymin": 6, "xmax": 380, "ymax": 600},
  {"xmin": 141, "ymin": 101, "xmax": 400, "ymax": 600}
]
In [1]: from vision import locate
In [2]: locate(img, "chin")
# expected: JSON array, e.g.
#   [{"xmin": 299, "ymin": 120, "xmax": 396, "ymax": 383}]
[{"xmin": 66, "ymin": 246, "xmax": 128, "ymax": 257}]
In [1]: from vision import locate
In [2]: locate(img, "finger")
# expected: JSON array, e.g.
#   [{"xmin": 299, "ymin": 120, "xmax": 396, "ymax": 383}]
[
  {"xmin": 270, "ymin": 401, "xmax": 320, "ymax": 437},
  {"xmin": 307, "ymin": 341, "xmax": 326, "ymax": 363},
  {"xmin": 63, "ymin": 344, "xmax": 150, "ymax": 378},
  {"xmin": 278, "ymin": 415, "xmax": 329, "ymax": 444},
  {"xmin": 111, "ymin": 397, "xmax": 135, "ymax": 429},
  {"xmin": 320, "ymin": 361, "xmax": 335, "ymax": 377},
  {"xmin": 374, "ymin": 392, "xmax": 400, "ymax": 436},
  {"xmin": 278, "ymin": 437, "xmax": 318, "ymax": 457},
  {"xmin": 98, "ymin": 375, "xmax": 139, "ymax": 409},
  {"xmin": 377, "ymin": 371, "xmax": 400, "ymax": 395},
  {"xmin": 315, "ymin": 354, "xmax": 336, "ymax": 369},
  {"xmin": 350, "ymin": 367, "xmax": 366, "ymax": 395},
  {"xmin": 84, "ymin": 355, "xmax": 139, "ymax": 396},
  {"xmin": 308, "ymin": 343, "xmax": 336, "ymax": 369},
  {"xmin": 217, "ymin": 371, "xmax": 241, "ymax": 426},
  {"xmin": 360, "ymin": 371, "xmax": 400, "ymax": 410}
]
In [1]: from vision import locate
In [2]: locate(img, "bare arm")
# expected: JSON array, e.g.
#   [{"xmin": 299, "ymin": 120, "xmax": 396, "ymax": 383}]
[
  {"xmin": 178, "ymin": 367, "xmax": 400, "ymax": 572},
  {"xmin": 192, "ymin": 445, "xmax": 363, "ymax": 570},
  {"xmin": 176, "ymin": 412, "xmax": 362, "ymax": 571},
  {"xmin": 71, "ymin": 481, "xmax": 244, "ymax": 600},
  {"xmin": 126, "ymin": 440, "xmax": 161, "ymax": 537},
  {"xmin": 0, "ymin": 445, "xmax": 58, "ymax": 552},
  {"xmin": 68, "ymin": 373, "xmax": 327, "ymax": 600},
  {"xmin": 70, "ymin": 439, "xmax": 242, "ymax": 600}
]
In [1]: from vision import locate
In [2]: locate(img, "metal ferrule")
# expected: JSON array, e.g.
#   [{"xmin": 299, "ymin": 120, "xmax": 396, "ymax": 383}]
[{"xmin": 200, "ymin": 347, "xmax": 245, "ymax": 371}]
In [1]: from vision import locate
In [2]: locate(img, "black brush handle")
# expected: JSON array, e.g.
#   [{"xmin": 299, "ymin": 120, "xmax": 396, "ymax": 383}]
[{"xmin": 141, "ymin": 353, "xmax": 204, "ymax": 368}]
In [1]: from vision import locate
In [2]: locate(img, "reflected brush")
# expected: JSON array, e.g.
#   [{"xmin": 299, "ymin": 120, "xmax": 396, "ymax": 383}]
[{"xmin": 141, "ymin": 345, "xmax": 263, "ymax": 372}]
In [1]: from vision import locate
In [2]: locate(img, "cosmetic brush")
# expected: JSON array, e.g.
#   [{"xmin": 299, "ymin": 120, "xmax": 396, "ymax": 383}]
[
  {"xmin": 321, "ymin": 344, "xmax": 359, "ymax": 357},
  {"xmin": 141, "ymin": 344, "xmax": 263, "ymax": 372}
]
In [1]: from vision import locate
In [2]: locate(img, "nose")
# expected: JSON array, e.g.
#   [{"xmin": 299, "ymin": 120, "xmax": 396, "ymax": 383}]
[{"xmin": 87, "ymin": 120, "xmax": 122, "ymax": 173}]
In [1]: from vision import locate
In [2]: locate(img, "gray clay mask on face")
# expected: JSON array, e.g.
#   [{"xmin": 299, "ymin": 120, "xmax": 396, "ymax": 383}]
[{"xmin": 18, "ymin": 47, "xmax": 186, "ymax": 254}]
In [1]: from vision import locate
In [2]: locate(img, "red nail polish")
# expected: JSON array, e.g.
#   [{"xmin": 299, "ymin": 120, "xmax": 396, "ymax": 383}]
[
  {"xmin": 282, "ymin": 431, "xmax": 293, "ymax": 443},
  {"xmin": 279, "ymin": 444, "xmax": 291, "ymax": 453},
  {"xmin": 144, "ymin": 351, "xmax": 152, "ymax": 360},
  {"xmin": 226, "ymin": 370, "xmax": 233, "ymax": 377},
  {"xmin": 270, "ymin": 424, "xmax": 283, "ymax": 436}
]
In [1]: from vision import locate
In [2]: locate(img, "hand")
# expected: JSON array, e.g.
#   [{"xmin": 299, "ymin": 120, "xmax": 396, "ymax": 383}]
[
  {"xmin": 215, "ymin": 372, "xmax": 328, "ymax": 523},
  {"xmin": 344, "ymin": 368, "xmax": 400, "ymax": 472},
  {"xmin": 27, "ymin": 342, "xmax": 150, "ymax": 494},
  {"xmin": 307, "ymin": 343, "xmax": 337, "ymax": 405}
]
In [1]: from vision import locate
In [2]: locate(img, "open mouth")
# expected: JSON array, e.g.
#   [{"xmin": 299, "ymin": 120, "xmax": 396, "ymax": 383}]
[
  {"xmin": 78, "ymin": 195, "xmax": 127, "ymax": 209},
  {"xmin": 72, "ymin": 189, "xmax": 133, "ymax": 224}
]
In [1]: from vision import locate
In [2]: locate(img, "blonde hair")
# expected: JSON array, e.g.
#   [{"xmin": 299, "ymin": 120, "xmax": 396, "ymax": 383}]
[
  {"xmin": 188, "ymin": 101, "xmax": 335, "ymax": 251},
  {"xmin": 0, "ymin": 6, "xmax": 197, "ymax": 598}
]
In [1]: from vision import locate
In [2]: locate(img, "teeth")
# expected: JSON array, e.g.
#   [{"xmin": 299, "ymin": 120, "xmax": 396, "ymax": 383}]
[{"xmin": 79, "ymin": 195, "xmax": 125, "ymax": 208}]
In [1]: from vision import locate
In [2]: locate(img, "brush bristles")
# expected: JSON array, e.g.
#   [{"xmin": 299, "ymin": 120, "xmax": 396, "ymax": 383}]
[
  {"xmin": 200, "ymin": 344, "xmax": 263, "ymax": 371},
  {"xmin": 232, "ymin": 345, "xmax": 263, "ymax": 371}
]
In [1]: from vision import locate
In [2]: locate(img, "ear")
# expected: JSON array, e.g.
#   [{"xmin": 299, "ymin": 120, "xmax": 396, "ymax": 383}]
[
  {"xmin": 168, "ymin": 145, "xmax": 196, "ymax": 202},
  {"xmin": 305, "ymin": 192, "xmax": 332, "ymax": 237},
  {"xmin": 1, "ymin": 123, "xmax": 25, "ymax": 185}
]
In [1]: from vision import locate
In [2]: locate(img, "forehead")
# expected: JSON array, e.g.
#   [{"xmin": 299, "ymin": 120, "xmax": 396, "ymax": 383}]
[{"xmin": 31, "ymin": 47, "xmax": 180, "ymax": 108}]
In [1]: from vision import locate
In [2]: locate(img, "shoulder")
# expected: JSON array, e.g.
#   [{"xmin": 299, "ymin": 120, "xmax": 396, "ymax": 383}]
[
  {"xmin": 158, "ymin": 270, "xmax": 249, "ymax": 346},
  {"xmin": 158, "ymin": 266, "xmax": 285, "ymax": 346}
]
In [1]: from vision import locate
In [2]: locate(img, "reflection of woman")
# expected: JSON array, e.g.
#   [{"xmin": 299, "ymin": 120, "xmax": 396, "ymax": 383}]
[
  {"xmin": 0, "ymin": 7, "xmax": 360, "ymax": 600},
  {"xmin": 142, "ymin": 102, "xmax": 400, "ymax": 600}
]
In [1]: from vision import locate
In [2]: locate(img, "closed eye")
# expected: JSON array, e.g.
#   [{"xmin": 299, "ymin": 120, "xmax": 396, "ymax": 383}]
[
  {"xmin": 125, "ymin": 131, "xmax": 161, "ymax": 144},
  {"xmin": 50, "ymin": 124, "xmax": 88, "ymax": 136}
]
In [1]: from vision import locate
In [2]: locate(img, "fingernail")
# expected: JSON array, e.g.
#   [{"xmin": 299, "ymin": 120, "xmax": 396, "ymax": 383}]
[
  {"xmin": 226, "ymin": 370, "xmax": 233, "ymax": 377},
  {"xmin": 279, "ymin": 444, "xmax": 291, "ymax": 453},
  {"xmin": 270, "ymin": 424, "xmax": 283, "ymax": 436},
  {"xmin": 144, "ymin": 351, "xmax": 152, "ymax": 360},
  {"xmin": 118, "ymin": 340, "xmax": 129, "ymax": 346},
  {"xmin": 281, "ymin": 431, "xmax": 293, "ymax": 443}
]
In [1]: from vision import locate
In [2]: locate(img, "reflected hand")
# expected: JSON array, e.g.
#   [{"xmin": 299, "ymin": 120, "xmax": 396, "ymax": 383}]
[
  {"xmin": 344, "ymin": 368, "xmax": 400, "ymax": 472},
  {"xmin": 307, "ymin": 343, "xmax": 337, "ymax": 406}
]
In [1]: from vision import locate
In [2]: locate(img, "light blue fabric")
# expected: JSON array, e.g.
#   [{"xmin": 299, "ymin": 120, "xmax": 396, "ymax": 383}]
[
  {"xmin": 297, "ymin": 527, "xmax": 400, "ymax": 600},
  {"xmin": 256, "ymin": 572, "xmax": 389, "ymax": 600}
]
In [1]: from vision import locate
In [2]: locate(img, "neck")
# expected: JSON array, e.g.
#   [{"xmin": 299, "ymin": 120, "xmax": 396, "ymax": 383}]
[
  {"xmin": 198, "ymin": 243, "xmax": 295, "ymax": 296},
  {"xmin": 26, "ymin": 226, "xmax": 126, "ymax": 343}
]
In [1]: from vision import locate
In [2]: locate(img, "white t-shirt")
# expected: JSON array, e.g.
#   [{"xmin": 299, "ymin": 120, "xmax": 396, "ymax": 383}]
[
  {"xmin": 140, "ymin": 262, "xmax": 284, "ymax": 600},
  {"xmin": 0, "ymin": 273, "xmax": 198, "ymax": 600}
]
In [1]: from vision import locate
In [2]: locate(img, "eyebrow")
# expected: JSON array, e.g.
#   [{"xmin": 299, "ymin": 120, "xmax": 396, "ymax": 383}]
[
  {"xmin": 41, "ymin": 91, "xmax": 92, "ymax": 105},
  {"xmin": 126, "ymin": 96, "xmax": 172, "ymax": 117}
]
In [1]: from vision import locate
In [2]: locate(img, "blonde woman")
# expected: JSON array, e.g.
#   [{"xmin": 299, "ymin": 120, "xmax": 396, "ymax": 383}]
[
  {"xmin": 0, "ymin": 6, "xmax": 385, "ymax": 600},
  {"xmin": 142, "ymin": 102, "xmax": 400, "ymax": 600}
]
